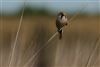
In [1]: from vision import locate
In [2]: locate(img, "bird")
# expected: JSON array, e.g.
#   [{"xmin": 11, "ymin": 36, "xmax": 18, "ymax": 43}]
[{"xmin": 56, "ymin": 12, "xmax": 68, "ymax": 39}]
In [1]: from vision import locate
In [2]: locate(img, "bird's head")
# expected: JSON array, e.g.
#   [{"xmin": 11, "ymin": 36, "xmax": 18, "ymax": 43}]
[
  {"xmin": 58, "ymin": 12, "xmax": 64, "ymax": 18},
  {"xmin": 57, "ymin": 12, "xmax": 68, "ymax": 23}
]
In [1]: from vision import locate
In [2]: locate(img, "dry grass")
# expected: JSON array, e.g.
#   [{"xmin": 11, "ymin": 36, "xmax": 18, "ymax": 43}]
[{"xmin": 0, "ymin": 15, "xmax": 100, "ymax": 67}]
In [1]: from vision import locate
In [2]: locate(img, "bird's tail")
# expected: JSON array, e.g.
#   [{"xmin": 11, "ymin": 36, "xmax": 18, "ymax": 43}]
[{"xmin": 58, "ymin": 29, "xmax": 62, "ymax": 39}]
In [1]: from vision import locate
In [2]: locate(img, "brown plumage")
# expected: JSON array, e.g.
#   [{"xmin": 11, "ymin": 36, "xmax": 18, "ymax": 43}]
[{"xmin": 56, "ymin": 12, "xmax": 68, "ymax": 39}]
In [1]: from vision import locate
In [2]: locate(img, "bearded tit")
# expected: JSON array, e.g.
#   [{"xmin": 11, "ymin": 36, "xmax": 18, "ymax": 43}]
[{"xmin": 56, "ymin": 12, "xmax": 68, "ymax": 39}]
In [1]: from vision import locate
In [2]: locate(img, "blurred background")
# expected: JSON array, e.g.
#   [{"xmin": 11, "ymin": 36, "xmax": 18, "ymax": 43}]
[{"xmin": 0, "ymin": 0, "xmax": 100, "ymax": 67}]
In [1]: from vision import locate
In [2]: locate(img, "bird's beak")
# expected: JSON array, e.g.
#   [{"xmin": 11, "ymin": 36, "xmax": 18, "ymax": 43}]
[{"xmin": 65, "ymin": 23, "xmax": 68, "ymax": 25}]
